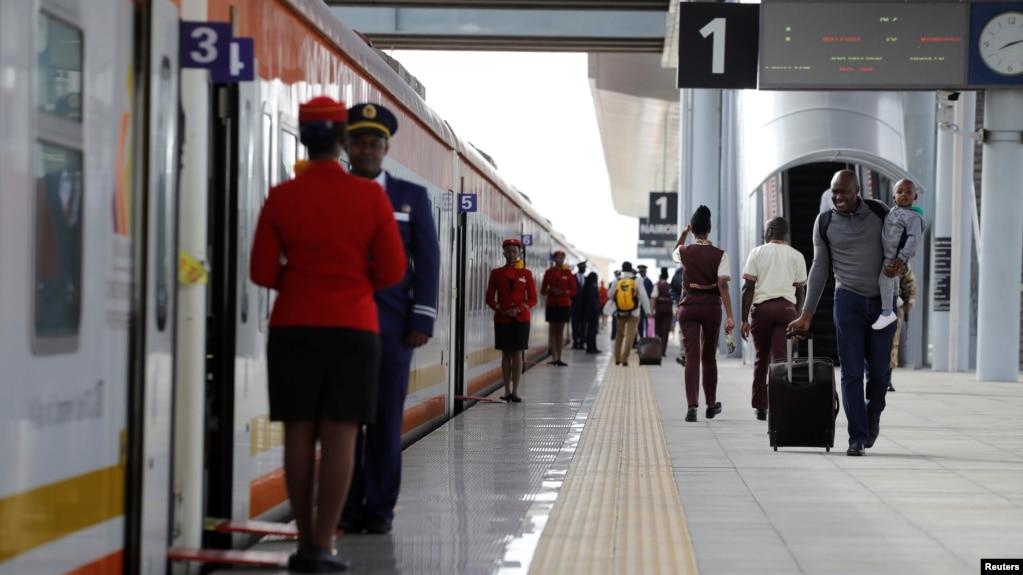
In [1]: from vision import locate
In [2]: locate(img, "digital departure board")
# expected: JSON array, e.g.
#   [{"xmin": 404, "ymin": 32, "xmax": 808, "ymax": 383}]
[{"xmin": 759, "ymin": 3, "xmax": 970, "ymax": 89}]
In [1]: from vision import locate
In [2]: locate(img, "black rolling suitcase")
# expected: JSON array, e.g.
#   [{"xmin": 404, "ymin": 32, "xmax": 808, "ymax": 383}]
[
  {"xmin": 768, "ymin": 333, "xmax": 839, "ymax": 452},
  {"xmin": 638, "ymin": 337, "xmax": 662, "ymax": 365}
]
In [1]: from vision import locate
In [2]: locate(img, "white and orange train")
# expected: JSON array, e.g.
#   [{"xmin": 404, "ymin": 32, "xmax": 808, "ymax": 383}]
[{"xmin": 0, "ymin": 0, "xmax": 582, "ymax": 572}]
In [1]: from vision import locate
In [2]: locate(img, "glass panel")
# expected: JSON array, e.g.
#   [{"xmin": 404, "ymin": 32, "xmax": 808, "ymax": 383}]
[
  {"xmin": 280, "ymin": 129, "xmax": 298, "ymax": 181},
  {"xmin": 34, "ymin": 141, "xmax": 83, "ymax": 340},
  {"xmin": 155, "ymin": 58, "xmax": 174, "ymax": 331},
  {"xmin": 36, "ymin": 12, "xmax": 82, "ymax": 121},
  {"xmin": 239, "ymin": 98, "xmax": 252, "ymax": 324}
]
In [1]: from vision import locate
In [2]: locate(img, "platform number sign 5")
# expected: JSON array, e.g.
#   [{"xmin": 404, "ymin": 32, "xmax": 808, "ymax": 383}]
[
  {"xmin": 180, "ymin": 21, "xmax": 255, "ymax": 82},
  {"xmin": 458, "ymin": 193, "xmax": 478, "ymax": 213},
  {"xmin": 677, "ymin": 3, "xmax": 759, "ymax": 89}
]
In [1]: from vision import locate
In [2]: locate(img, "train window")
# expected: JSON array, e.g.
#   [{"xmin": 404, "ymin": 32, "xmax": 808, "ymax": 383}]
[
  {"xmin": 154, "ymin": 58, "xmax": 175, "ymax": 331},
  {"xmin": 36, "ymin": 12, "xmax": 82, "ymax": 121},
  {"xmin": 33, "ymin": 142, "xmax": 84, "ymax": 350},
  {"xmin": 280, "ymin": 129, "xmax": 298, "ymax": 181}
]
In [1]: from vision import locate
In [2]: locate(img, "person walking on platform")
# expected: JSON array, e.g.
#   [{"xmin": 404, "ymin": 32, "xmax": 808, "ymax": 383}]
[
  {"xmin": 637, "ymin": 264, "xmax": 654, "ymax": 338},
  {"xmin": 340, "ymin": 103, "xmax": 441, "ymax": 536},
  {"xmin": 740, "ymin": 217, "xmax": 807, "ymax": 421},
  {"xmin": 673, "ymin": 206, "xmax": 735, "ymax": 422},
  {"xmin": 609, "ymin": 269, "xmax": 621, "ymax": 341},
  {"xmin": 598, "ymin": 279, "xmax": 609, "ymax": 331},
  {"xmin": 650, "ymin": 268, "xmax": 676, "ymax": 357},
  {"xmin": 582, "ymin": 271, "xmax": 602, "ymax": 353},
  {"xmin": 570, "ymin": 261, "xmax": 588, "ymax": 350},
  {"xmin": 250, "ymin": 96, "xmax": 406, "ymax": 571},
  {"xmin": 670, "ymin": 266, "xmax": 686, "ymax": 365},
  {"xmin": 486, "ymin": 239, "xmax": 538, "ymax": 402},
  {"xmin": 788, "ymin": 169, "xmax": 899, "ymax": 456},
  {"xmin": 606, "ymin": 262, "xmax": 651, "ymax": 366},
  {"xmin": 888, "ymin": 265, "xmax": 917, "ymax": 391},
  {"xmin": 542, "ymin": 250, "xmax": 577, "ymax": 366}
]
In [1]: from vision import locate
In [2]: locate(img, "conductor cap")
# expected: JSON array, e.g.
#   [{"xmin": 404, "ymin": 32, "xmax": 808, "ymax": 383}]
[{"xmin": 348, "ymin": 103, "xmax": 399, "ymax": 138}]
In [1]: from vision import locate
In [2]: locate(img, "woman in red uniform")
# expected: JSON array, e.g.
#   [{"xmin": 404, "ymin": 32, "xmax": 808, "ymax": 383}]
[
  {"xmin": 541, "ymin": 250, "xmax": 576, "ymax": 366},
  {"xmin": 250, "ymin": 96, "xmax": 405, "ymax": 572},
  {"xmin": 486, "ymin": 238, "xmax": 538, "ymax": 402},
  {"xmin": 673, "ymin": 205, "xmax": 735, "ymax": 423}
]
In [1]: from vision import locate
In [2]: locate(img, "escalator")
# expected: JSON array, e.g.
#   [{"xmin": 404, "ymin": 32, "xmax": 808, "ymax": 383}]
[{"xmin": 786, "ymin": 162, "xmax": 848, "ymax": 365}]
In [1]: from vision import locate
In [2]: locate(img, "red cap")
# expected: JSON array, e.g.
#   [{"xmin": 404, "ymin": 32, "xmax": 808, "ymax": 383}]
[
  {"xmin": 503, "ymin": 238, "xmax": 523, "ymax": 249},
  {"xmin": 552, "ymin": 250, "xmax": 566, "ymax": 257},
  {"xmin": 299, "ymin": 96, "xmax": 348, "ymax": 123}
]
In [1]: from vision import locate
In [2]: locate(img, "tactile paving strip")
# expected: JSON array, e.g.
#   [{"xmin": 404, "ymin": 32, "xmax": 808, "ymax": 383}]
[{"xmin": 527, "ymin": 364, "xmax": 699, "ymax": 575}]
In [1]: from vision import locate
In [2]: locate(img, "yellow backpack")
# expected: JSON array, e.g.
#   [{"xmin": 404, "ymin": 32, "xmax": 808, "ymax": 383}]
[{"xmin": 615, "ymin": 278, "xmax": 638, "ymax": 313}]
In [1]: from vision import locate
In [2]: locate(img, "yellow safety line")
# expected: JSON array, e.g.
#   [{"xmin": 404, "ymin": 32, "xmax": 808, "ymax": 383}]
[{"xmin": 528, "ymin": 363, "xmax": 698, "ymax": 575}]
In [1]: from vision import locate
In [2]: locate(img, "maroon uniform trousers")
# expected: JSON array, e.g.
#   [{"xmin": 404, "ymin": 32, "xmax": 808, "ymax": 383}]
[
  {"xmin": 679, "ymin": 301, "xmax": 721, "ymax": 408},
  {"xmin": 750, "ymin": 297, "xmax": 798, "ymax": 410}
]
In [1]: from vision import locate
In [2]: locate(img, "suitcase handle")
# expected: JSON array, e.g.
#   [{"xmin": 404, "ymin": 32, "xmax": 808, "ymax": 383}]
[{"xmin": 785, "ymin": 333, "xmax": 814, "ymax": 384}]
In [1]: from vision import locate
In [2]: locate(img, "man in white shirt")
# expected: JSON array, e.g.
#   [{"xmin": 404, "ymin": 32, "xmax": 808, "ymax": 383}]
[{"xmin": 740, "ymin": 217, "xmax": 808, "ymax": 421}]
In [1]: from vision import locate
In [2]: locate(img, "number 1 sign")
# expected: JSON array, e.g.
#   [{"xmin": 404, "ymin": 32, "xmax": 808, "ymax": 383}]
[{"xmin": 677, "ymin": 3, "xmax": 759, "ymax": 89}]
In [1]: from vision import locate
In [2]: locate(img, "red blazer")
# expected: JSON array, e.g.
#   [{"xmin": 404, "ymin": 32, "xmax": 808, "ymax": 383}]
[
  {"xmin": 486, "ymin": 265, "xmax": 538, "ymax": 324},
  {"xmin": 541, "ymin": 266, "xmax": 577, "ymax": 308},
  {"xmin": 250, "ymin": 161, "xmax": 406, "ymax": 332}
]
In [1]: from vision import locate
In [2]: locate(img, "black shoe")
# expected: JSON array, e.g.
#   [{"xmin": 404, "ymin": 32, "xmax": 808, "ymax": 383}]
[
  {"xmin": 755, "ymin": 409, "xmax": 767, "ymax": 421},
  {"xmin": 289, "ymin": 544, "xmax": 349, "ymax": 573},
  {"xmin": 685, "ymin": 408, "xmax": 697, "ymax": 422},
  {"xmin": 586, "ymin": 348, "xmax": 600, "ymax": 354},
  {"xmin": 675, "ymin": 355, "xmax": 685, "ymax": 366},
  {"xmin": 887, "ymin": 383, "xmax": 896, "ymax": 392},
  {"xmin": 364, "ymin": 517, "xmax": 392, "ymax": 535},
  {"xmin": 338, "ymin": 517, "xmax": 364, "ymax": 534},
  {"xmin": 705, "ymin": 402, "xmax": 722, "ymax": 420},
  {"xmin": 846, "ymin": 441, "xmax": 865, "ymax": 456},
  {"xmin": 555, "ymin": 360, "xmax": 568, "ymax": 366},
  {"xmin": 866, "ymin": 418, "xmax": 880, "ymax": 448},
  {"xmin": 510, "ymin": 394, "xmax": 523, "ymax": 403}
]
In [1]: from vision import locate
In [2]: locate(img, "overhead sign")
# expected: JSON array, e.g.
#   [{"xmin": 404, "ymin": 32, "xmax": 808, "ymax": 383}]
[
  {"xmin": 180, "ymin": 21, "xmax": 255, "ymax": 82},
  {"xmin": 677, "ymin": 3, "xmax": 759, "ymax": 89},
  {"xmin": 639, "ymin": 218, "xmax": 679, "ymax": 243},
  {"xmin": 759, "ymin": 3, "xmax": 969, "ymax": 89},
  {"xmin": 637, "ymin": 244, "xmax": 671, "ymax": 259},
  {"xmin": 647, "ymin": 192, "xmax": 678, "ymax": 226}
]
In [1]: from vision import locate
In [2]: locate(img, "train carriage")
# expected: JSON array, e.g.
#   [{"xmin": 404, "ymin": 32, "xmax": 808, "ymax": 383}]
[{"xmin": 0, "ymin": 0, "xmax": 584, "ymax": 572}]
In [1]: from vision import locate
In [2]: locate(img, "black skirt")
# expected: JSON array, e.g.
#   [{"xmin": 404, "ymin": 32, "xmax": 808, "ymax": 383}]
[
  {"xmin": 545, "ymin": 305, "xmax": 571, "ymax": 323},
  {"xmin": 494, "ymin": 321, "xmax": 531, "ymax": 351},
  {"xmin": 267, "ymin": 326, "xmax": 380, "ymax": 423}
]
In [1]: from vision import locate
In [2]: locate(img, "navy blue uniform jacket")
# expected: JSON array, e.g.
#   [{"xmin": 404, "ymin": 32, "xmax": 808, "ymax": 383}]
[{"xmin": 376, "ymin": 172, "xmax": 441, "ymax": 336}]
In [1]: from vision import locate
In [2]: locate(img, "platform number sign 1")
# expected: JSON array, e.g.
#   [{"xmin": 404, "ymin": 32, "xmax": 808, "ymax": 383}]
[
  {"xmin": 180, "ymin": 21, "xmax": 255, "ymax": 82},
  {"xmin": 458, "ymin": 193, "xmax": 478, "ymax": 213},
  {"xmin": 677, "ymin": 3, "xmax": 759, "ymax": 89}
]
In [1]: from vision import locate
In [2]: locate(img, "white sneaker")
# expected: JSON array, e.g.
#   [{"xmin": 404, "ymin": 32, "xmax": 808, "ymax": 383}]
[{"xmin": 871, "ymin": 312, "xmax": 897, "ymax": 330}]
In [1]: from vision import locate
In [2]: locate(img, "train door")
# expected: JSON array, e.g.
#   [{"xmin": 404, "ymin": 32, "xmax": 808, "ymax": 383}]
[
  {"xmin": 205, "ymin": 81, "xmax": 242, "ymax": 548},
  {"xmin": 453, "ymin": 177, "xmax": 468, "ymax": 413},
  {"xmin": 123, "ymin": 0, "xmax": 180, "ymax": 572}
]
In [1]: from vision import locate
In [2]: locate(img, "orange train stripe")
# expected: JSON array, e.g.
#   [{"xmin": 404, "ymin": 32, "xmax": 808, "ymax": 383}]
[
  {"xmin": 65, "ymin": 550, "xmax": 123, "ymax": 575},
  {"xmin": 249, "ymin": 468, "xmax": 287, "ymax": 519}
]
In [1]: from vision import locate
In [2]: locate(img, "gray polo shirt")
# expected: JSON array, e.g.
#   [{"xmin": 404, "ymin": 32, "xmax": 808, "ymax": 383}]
[{"xmin": 803, "ymin": 198, "xmax": 887, "ymax": 315}]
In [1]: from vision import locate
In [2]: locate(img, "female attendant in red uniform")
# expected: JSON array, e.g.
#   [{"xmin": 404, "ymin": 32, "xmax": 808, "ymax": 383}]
[
  {"xmin": 541, "ymin": 250, "xmax": 577, "ymax": 366},
  {"xmin": 673, "ymin": 206, "xmax": 735, "ymax": 423},
  {"xmin": 486, "ymin": 238, "xmax": 538, "ymax": 402},
  {"xmin": 250, "ymin": 96, "xmax": 405, "ymax": 572}
]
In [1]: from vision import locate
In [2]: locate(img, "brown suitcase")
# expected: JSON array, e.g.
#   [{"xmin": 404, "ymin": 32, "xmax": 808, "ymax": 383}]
[{"xmin": 638, "ymin": 336, "xmax": 662, "ymax": 365}]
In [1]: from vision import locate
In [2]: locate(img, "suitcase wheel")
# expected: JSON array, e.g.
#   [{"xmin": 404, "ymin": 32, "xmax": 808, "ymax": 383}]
[
  {"xmin": 773, "ymin": 446, "xmax": 778, "ymax": 452},
  {"xmin": 826, "ymin": 447, "xmax": 830, "ymax": 452}
]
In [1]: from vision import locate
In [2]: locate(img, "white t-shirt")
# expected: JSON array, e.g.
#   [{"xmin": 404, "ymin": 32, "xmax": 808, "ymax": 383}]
[{"xmin": 742, "ymin": 242, "xmax": 808, "ymax": 305}]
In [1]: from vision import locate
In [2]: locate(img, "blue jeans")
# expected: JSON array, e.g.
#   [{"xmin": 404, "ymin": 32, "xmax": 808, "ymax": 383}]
[{"xmin": 833, "ymin": 289, "xmax": 896, "ymax": 444}]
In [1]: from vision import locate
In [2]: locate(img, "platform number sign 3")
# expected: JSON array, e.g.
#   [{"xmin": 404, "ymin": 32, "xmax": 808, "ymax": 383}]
[
  {"xmin": 677, "ymin": 3, "xmax": 759, "ymax": 89},
  {"xmin": 180, "ymin": 21, "xmax": 255, "ymax": 82}
]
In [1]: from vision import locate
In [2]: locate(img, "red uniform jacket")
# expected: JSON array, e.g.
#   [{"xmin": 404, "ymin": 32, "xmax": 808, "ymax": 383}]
[
  {"xmin": 250, "ymin": 161, "xmax": 405, "ymax": 332},
  {"xmin": 486, "ymin": 265, "xmax": 538, "ymax": 324},
  {"xmin": 540, "ymin": 266, "xmax": 577, "ymax": 308}
]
